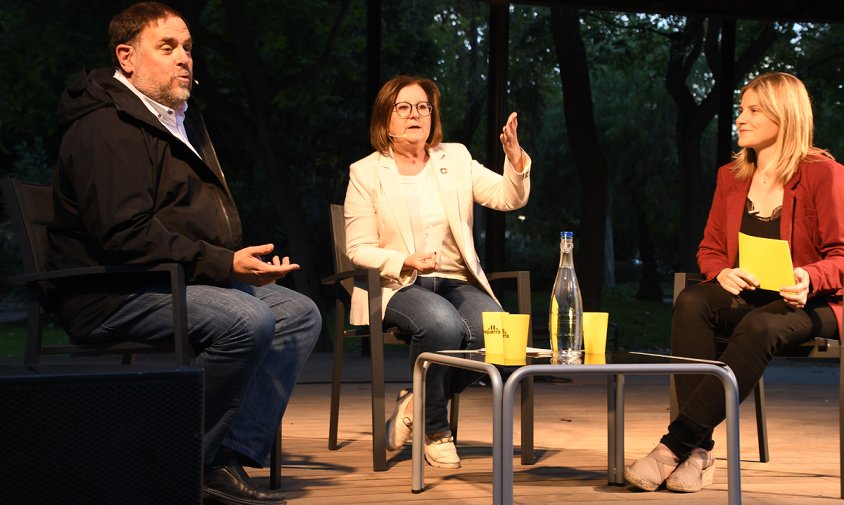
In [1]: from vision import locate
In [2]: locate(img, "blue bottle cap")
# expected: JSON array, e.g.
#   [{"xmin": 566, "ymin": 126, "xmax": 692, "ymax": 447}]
[{"xmin": 561, "ymin": 231, "xmax": 573, "ymax": 239}]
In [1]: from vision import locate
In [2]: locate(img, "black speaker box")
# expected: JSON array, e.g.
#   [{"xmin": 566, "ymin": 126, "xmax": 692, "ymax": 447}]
[{"xmin": 0, "ymin": 365, "xmax": 204, "ymax": 505}]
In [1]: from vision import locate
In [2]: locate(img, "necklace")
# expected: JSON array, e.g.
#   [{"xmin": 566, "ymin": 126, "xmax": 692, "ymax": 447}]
[{"xmin": 756, "ymin": 166, "xmax": 775, "ymax": 185}]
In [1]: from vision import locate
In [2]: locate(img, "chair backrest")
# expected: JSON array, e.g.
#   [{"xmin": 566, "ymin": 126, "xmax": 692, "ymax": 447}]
[
  {"xmin": 1, "ymin": 176, "xmax": 53, "ymax": 276},
  {"xmin": 329, "ymin": 203, "xmax": 355, "ymax": 296},
  {"xmin": 2, "ymin": 175, "xmax": 192, "ymax": 364}
]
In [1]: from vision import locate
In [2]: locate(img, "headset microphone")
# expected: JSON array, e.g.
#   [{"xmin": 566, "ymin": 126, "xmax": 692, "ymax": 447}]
[{"xmin": 388, "ymin": 126, "xmax": 409, "ymax": 139}]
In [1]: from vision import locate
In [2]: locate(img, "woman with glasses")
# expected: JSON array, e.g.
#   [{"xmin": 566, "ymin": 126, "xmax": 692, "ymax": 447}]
[
  {"xmin": 625, "ymin": 72, "xmax": 844, "ymax": 492},
  {"xmin": 344, "ymin": 75, "xmax": 531, "ymax": 468}
]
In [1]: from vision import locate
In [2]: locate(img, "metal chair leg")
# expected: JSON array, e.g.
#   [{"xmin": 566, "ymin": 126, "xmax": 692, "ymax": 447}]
[
  {"xmin": 329, "ymin": 301, "xmax": 345, "ymax": 451},
  {"xmin": 754, "ymin": 379, "xmax": 770, "ymax": 462},
  {"xmin": 449, "ymin": 393, "xmax": 460, "ymax": 442},
  {"xmin": 269, "ymin": 424, "xmax": 282, "ymax": 489}
]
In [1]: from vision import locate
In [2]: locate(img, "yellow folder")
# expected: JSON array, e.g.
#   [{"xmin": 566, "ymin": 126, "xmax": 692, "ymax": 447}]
[{"xmin": 737, "ymin": 232, "xmax": 795, "ymax": 291}]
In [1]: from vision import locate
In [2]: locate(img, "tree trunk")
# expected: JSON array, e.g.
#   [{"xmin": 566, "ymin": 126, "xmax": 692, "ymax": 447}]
[
  {"xmin": 551, "ymin": 6, "xmax": 608, "ymax": 311},
  {"xmin": 184, "ymin": 0, "xmax": 354, "ymax": 351},
  {"xmin": 625, "ymin": 182, "xmax": 663, "ymax": 300},
  {"xmin": 675, "ymin": 125, "xmax": 707, "ymax": 272},
  {"xmin": 666, "ymin": 18, "xmax": 781, "ymax": 272}
]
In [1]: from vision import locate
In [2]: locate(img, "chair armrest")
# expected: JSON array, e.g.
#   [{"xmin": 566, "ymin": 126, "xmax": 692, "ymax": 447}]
[
  {"xmin": 322, "ymin": 268, "xmax": 386, "ymax": 330},
  {"xmin": 673, "ymin": 272, "xmax": 705, "ymax": 302},
  {"xmin": 13, "ymin": 263, "xmax": 192, "ymax": 364},
  {"xmin": 487, "ymin": 270, "xmax": 529, "ymax": 282},
  {"xmin": 321, "ymin": 268, "xmax": 375, "ymax": 286},
  {"xmin": 10, "ymin": 263, "xmax": 183, "ymax": 284}
]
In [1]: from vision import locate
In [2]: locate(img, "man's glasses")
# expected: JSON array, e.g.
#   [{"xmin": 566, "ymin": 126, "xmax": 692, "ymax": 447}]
[{"xmin": 393, "ymin": 101, "xmax": 433, "ymax": 118}]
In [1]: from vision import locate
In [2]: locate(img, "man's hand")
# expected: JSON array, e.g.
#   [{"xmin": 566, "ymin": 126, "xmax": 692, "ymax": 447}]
[
  {"xmin": 716, "ymin": 267, "xmax": 760, "ymax": 295},
  {"xmin": 232, "ymin": 244, "xmax": 299, "ymax": 286}
]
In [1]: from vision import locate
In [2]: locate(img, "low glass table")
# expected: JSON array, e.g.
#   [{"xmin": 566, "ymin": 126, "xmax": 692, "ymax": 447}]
[{"xmin": 410, "ymin": 350, "xmax": 741, "ymax": 505}]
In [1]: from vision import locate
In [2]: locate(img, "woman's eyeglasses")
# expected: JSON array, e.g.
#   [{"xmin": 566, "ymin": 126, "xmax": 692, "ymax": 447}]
[{"xmin": 393, "ymin": 101, "xmax": 433, "ymax": 118}]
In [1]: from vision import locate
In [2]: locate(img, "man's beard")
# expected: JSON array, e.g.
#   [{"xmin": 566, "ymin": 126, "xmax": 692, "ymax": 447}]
[
  {"xmin": 157, "ymin": 79, "xmax": 191, "ymax": 109},
  {"xmin": 133, "ymin": 72, "xmax": 192, "ymax": 109}
]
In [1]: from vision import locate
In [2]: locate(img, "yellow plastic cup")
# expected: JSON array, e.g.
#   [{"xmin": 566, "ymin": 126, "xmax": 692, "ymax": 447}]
[
  {"xmin": 502, "ymin": 313, "xmax": 530, "ymax": 365},
  {"xmin": 482, "ymin": 311, "xmax": 506, "ymax": 356},
  {"xmin": 584, "ymin": 352, "xmax": 606, "ymax": 365},
  {"xmin": 583, "ymin": 312, "xmax": 609, "ymax": 355}
]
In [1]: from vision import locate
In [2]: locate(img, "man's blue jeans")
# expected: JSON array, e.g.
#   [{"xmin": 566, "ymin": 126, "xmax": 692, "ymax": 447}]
[
  {"xmin": 384, "ymin": 276, "xmax": 501, "ymax": 435},
  {"xmin": 88, "ymin": 281, "xmax": 321, "ymax": 466}
]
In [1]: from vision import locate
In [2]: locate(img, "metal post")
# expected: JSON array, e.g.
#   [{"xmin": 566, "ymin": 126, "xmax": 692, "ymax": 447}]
[
  {"xmin": 485, "ymin": 1, "xmax": 509, "ymax": 272},
  {"xmin": 717, "ymin": 18, "xmax": 736, "ymax": 166}
]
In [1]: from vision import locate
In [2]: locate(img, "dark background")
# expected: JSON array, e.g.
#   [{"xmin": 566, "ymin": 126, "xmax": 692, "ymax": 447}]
[{"xmin": 1, "ymin": 0, "xmax": 842, "ymax": 347}]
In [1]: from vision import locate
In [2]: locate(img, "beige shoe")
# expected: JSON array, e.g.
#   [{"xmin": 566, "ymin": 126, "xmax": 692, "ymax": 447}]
[
  {"xmin": 386, "ymin": 389, "xmax": 413, "ymax": 451},
  {"xmin": 425, "ymin": 431, "xmax": 461, "ymax": 469},
  {"xmin": 624, "ymin": 443, "xmax": 680, "ymax": 491},
  {"xmin": 666, "ymin": 448, "xmax": 715, "ymax": 492}
]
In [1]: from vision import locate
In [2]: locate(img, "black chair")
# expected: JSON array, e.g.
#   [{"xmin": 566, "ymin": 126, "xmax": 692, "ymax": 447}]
[
  {"xmin": 670, "ymin": 271, "xmax": 843, "ymax": 497},
  {"xmin": 1, "ymin": 176, "xmax": 192, "ymax": 365},
  {"xmin": 1, "ymin": 176, "xmax": 282, "ymax": 488},
  {"xmin": 322, "ymin": 203, "xmax": 535, "ymax": 470}
]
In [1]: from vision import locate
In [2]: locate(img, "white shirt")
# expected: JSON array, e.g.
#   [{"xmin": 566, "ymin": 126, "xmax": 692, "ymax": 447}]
[
  {"xmin": 397, "ymin": 162, "xmax": 467, "ymax": 281},
  {"xmin": 113, "ymin": 71, "xmax": 201, "ymax": 159}
]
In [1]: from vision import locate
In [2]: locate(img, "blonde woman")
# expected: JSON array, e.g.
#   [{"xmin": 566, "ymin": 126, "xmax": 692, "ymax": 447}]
[{"xmin": 626, "ymin": 72, "xmax": 844, "ymax": 492}]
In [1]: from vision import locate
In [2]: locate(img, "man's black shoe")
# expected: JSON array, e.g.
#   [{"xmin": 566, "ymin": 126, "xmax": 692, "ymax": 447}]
[{"xmin": 203, "ymin": 463, "xmax": 287, "ymax": 505}]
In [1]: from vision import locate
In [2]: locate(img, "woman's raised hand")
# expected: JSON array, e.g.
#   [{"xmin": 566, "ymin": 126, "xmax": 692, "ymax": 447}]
[{"xmin": 499, "ymin": 112, "xmax": 523, "ymax": 172}]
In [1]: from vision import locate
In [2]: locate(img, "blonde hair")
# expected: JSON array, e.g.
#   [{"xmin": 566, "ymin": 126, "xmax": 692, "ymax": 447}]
[
  {"xmin": 732, "ymin": 72, "xmax": 832, "ymax": 181},
  {"xmin": 369, "ymin": 75, "xmax": 443, "ymax": 155}
]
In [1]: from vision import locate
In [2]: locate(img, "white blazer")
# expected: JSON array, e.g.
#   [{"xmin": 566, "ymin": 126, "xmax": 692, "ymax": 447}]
[{"xmin": 343, "ymin": 142, "xmax": 531, "ymax": 325}]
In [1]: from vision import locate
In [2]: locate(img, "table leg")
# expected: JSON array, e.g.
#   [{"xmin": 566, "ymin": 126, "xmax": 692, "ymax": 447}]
[
  {"xmin": 411, "ymin": 360, "xmax": 428, "ymax": 493},
  {"xmin": 410, "ymin": 354, "xmax": 503, "ymax": 504},
  {"xmin": 718, "ymin": 368, "xmax": 742, "ymax": 505},
  {"xmin": 491, "ymin": 373, "xmax": 503, "ymax": 505},
  {"xmin": 520, "ymin": 377, "xmax": 534, "ymax": 465},
  {"xmin": 607, "ymin": 374, "xmax": 625, "ymax": 485}
]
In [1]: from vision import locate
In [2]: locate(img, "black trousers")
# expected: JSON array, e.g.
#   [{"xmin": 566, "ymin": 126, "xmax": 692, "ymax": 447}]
[{"xmin": 662, "ymin": 281, "xmax": 838, "ymax": 459}]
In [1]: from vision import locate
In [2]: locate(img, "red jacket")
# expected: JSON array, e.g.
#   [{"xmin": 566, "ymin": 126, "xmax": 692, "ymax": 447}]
[{"xmin": 697, "ymin": 155, "xmax": 844, "ymax": 332}]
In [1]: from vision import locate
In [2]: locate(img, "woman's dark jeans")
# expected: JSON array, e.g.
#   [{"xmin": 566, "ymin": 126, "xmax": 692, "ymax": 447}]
[
  {"xmin": 384, "ymin": 276, "xmax": 501, "ymax": 435},
  {"xmin": 663, "ymin": 281, "xmax": 838, "ymax": 459}
]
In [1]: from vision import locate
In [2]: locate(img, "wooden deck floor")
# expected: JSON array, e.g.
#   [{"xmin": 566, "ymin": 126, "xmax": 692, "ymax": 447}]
[{"xmin": 248, "ymin": 355, "xmax": 842, "ymax": 504}]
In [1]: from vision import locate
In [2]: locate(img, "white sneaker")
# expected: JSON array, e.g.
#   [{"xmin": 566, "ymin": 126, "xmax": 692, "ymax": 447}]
[
  {"xmin": 386, "ymin": 389, "xmax": 413, "ymax": 450},
  {"xmin": 425, "ymin": 431, "xmax": 461, "ymax": 469}
]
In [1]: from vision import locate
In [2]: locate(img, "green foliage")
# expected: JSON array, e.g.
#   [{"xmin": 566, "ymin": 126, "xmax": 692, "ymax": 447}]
[
  {"xmin": 193, "ymin": 0, "xmax": 370, "ymax": 245},
  {"xmin": 784, "ymin": 23, "xmax": 844, "ymax": 157},
  {"xmin": 601, "ymin": 282, "xmax": 672, "ymax": 351},
  {"xmin": 0, "ymin": 282, "xmax": 672, "ymax": 359},
  {"xmin": 0, "ymin": 0, "xmax": 118, "ymax": 170},
  {"xmin": 0, "ymin": 1, "xmax": 842, "ymax": 317},
  {"xmin": 0, "ymin": 320, "xmax": 67, "ymax": 360}
]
